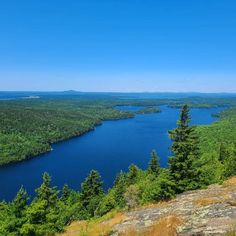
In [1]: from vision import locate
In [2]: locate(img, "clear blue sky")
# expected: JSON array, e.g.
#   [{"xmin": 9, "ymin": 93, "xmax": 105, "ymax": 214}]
[{"xmin": 0, "ymin": 0, "xmax": 236, "ymax": 92}]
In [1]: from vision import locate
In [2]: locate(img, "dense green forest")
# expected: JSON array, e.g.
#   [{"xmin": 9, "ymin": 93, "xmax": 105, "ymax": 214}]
[
  {"xmin": 0, "ymin": 104, "xmax": 236, "ymax": 236},
  {"xmin": 0, "ymin": 98, "xmax": 134, "ymax": 165},
  {"xmin": 0, "ymin": 95, "xmax": 236, "ymax": 166}
]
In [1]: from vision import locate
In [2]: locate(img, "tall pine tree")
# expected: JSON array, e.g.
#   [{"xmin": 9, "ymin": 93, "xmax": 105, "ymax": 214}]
[
  {"xmin": 80, "ymin": 170, "xmax": 104, "ymax": 218},
  {"xmin": 168, "ymin": 105, "xmax": 201, "ymax": 193},
  {"xmin": 12, "ymin": 186, "xmax": 29, "ymax": 218},
  {"xmin": 61, "ymin": 184, "xmax": 71, "ymax": 202},
  {"xmin": 21, "ymin": 172, "xmax": 60, "ymax": 235},
  {"xmin": 35, "ymin": 172, "xmax": 58, "ymax": 207},
  {"xmin": 127, "ymin": 164, "xmax": 139, "ymax": 184},
  {"xmin": 148, "ymin": 150, "xmax": 160, "ymax": 175},
  {"xmin": 113, "ymin": 171, "xmax": 128, "ymax": 208},
  {"xmin": 223, "ymin": 143, "xmax": 236, "ymax": 178}
]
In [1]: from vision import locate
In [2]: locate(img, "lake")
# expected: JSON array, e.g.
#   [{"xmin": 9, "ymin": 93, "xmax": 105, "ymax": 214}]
[{"xmin": 0, "ymin": 106, "xmax": 223, "ymax": 201}]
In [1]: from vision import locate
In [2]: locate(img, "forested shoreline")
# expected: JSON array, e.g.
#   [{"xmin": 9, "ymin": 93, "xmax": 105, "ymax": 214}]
[
  {"xmin": 0, "ymin": 95, "xmax": 236, "ymax": 166},
  {"xmin": 0, "ymin": 104, "xmax": 236, "ymax": 235},
  {"xmin": 0, "ymin": 98, "xmax": 134, "ymax": 165}
]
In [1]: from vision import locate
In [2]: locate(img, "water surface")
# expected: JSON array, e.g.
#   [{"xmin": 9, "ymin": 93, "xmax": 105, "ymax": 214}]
[{"xmin": 0, "ymin": 106, "xmax": 223, "ymax": 201}]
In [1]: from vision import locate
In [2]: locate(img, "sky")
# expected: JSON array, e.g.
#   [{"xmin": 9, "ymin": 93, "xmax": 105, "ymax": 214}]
[{"xmin": 0, "ymin": 0, "xmax": 236, "ymax": 92}]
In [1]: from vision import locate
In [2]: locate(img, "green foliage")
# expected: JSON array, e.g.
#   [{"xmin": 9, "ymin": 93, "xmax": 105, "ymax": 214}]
[
  {"xmin": 61, "ymin": 184, "xmax": 71, "ymax": 202},
  {"xmin": 0, "ymin": 98, "xmax": 134, "ymax": 165},
  {"xmin": 223, "ymin": 144, "xmax": 236, "ymax": 178},
  {"xmin": 96, "ymin": 188, "xmax": 117, "ymax": 216},
  {"xmin": 110, "ymin": 171, "xmax": 127, "ymax": 208},
  {"xmin": 135, "ymin": 107, "xmax": 161, "ymax": 114},
  {"xmin": 197, "ymin": 109, "xmax": 236, "ymax": 155},
  {"xmin": 20, "ymin": 173, "xmax": 62, "ymax": 235},
  {"xmin": 80, "ymin": 170, "xmax": 104, "ymax": 219},
  {"xmin": 169, "ymin": 105, "xmax": 202, "ymax": 192},
  {"xmin": 197, "ymin": 152, "xmax": 224, "ymax": 186},
  {"xmin": 127, "ymin": 164, "xmax": 139, "ymax": 185},
  {"xmin": 219, "ymin": 143, "xmax": 229, "ymax": 162},
  {"xmin": 12, "ymin": 186, "xmax": 29, "ymax": 218},
  {"xmin": 1, "ymin": 100, "xmax": 236, "ymax": 235},
  {"xmin": 197, "ymin": 108, "xmax": 236, "ymax": 181},
  {"xmin": 35, "ymin": 172, "xmax": 59, "ymax": 206},
  {"xmin": 148, "ymin": 150, "xmax": 160, "ymax": 175},
  {"xmin": 137, "ymin": 169, "xmax": 175, "ymax": 204},
  {"xmin": 1, "ymin": 95, "xmax": 235, "ymax": 166},
  {"xmin": 0, "ymin": 201, "xmax": 17, "ymax": 236}
]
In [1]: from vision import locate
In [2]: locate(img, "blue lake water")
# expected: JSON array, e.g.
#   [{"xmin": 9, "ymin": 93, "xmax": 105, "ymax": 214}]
[{"xmin": 0, "ymin": 106, "xmax": 223, "ymax": 201}]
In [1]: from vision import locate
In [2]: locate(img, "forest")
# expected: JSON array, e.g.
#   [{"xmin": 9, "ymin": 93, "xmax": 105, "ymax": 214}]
[
  {"xmin": 0, "ymin": 103, "xmax": 236, "ymax": 235},
  {"xmin": 0, "ymin": 97, "xmax": 133, "ymax": 165},
  {"xmin": 0, "ymin": 94, "xmax": 236, "ymax": 166}
]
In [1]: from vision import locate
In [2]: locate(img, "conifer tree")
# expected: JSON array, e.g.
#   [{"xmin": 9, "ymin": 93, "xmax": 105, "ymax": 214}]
[
  {"xmin": 223, "ymin": 144, "xmax": 236, "ymax": 177},
  {"xmin": 148, "ymin": 150, "xmax": 160, "ymax": 175},
  {"xmin": 113, "ymin": 171, "xmax": 127, "ymax": 207},
  {"xmin": 12, "ymin": 186, "xmax": 29, "ymax": 218},
  {"xmin": 168, "ymin": 105, "xmax": 201, "ymax": 192},
  {"xmin": 21, "ymin": 173, "xmax": 60, "ymax": 235},
  {"xmin": 35, "ymin": 172, "xmax": 58, "ymax": 207},
  {"xmin": 61, "ymin": 184, "xmax": 71, "ymax": 202},
  {"xmin": 127, "ymin": 164, "xmax": 139, "ymax": 184},
  {"xmin": 80, "ymin": 170, "xmax": 104, "ymax": 218},
  {"xmin": 219, "ymin": 143, "xmax": 229, "ymax": 162}
]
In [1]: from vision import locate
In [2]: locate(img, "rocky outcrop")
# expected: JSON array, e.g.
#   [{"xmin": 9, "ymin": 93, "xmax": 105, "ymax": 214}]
[{"xmin": 112, "ymin": 177, "xmax": 236, "ymax": 236}]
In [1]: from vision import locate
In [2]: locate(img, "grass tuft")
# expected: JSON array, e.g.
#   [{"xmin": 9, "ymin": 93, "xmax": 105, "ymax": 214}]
[
  {"xmin": 119, "ymin": 215, "xmax": 183, "ymax": 236},
  {"xmin": 60, "ymin": 211, "xmax": 124, "ymax": 236}
]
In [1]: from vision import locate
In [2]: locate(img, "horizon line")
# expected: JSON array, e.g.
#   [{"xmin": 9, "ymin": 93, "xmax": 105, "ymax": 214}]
[{"xmin": 1, "ymin": 90, "xmax": 236, "ymax": 94}]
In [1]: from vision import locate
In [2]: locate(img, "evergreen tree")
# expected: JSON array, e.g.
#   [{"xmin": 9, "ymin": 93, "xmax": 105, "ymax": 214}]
[
  {"xmin": 127, "ymin": 164, "xmax": 139, "ymax": 184},
  {"xmin": 219, "ymin": 143, "xmax": 229, "ymax": 162},
  {"xmin": 4, "ymin": 187, "xmax": 30, "ymax": 235},
  {"xmin": 148, "ymin": 150, "xmax": 160, "ymax": 175},
  {"xmin": 223, "ymin": 144, "xmax": 236, "ymax": 177},
  {"xmin": 21, "ymin": 172, "xmax": 60, "ymax": 235},
  {"xmin": 198, "ymin": 152, "xmax": 224, "ymax": 186},
  {"xmin": 80, "ymin": 170, "xmax": 104, "ymax": 218},
  {"xmin": 96, "ymin": 171, "xmax": 127, "ymax": 216},
  {"xmin": 168, "ymin": 105, "xmax": 201, "ymax": 192},
  {"xmin": 12, "ymin": 186, "xmax": 29, "ymax": 218},
  {"xmin": 61, "ymin": 184, "xmax": 71, "ymax": 202},
  {"xmin": 113, "ymin": 171, "xmax": 127, "ymax": 207},
  {"xmin": 35, "ymin": 172, "xmax": 59, "ymax": 207}
]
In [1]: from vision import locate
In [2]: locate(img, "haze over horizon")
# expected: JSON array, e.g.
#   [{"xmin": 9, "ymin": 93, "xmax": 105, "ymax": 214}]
[{"xmin": 0, "ymin": 1, "xmax": 235, "ymax": 92}]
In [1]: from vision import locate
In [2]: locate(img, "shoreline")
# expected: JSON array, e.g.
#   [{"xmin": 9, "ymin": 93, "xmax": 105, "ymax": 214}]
[{"xmin": 0, "ymin": 105, "xmax": 226, "ymax": 167}]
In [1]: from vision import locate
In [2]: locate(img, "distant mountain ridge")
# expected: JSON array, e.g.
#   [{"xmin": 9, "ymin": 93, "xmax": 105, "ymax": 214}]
[{"xmin": 1, "ymin": 91, "xmax": 236, "ymax": 101}]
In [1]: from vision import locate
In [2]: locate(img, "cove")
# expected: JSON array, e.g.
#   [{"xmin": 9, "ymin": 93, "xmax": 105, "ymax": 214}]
[{"xmin": 0, "ymin": 106, "xmax": 223, "ymax": 201}]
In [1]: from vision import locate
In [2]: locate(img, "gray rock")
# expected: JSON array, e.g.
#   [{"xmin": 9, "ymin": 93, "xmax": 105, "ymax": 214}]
[{"xmin": 111, "ymin": 178, "xmax": 236, "ymax": 235}]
